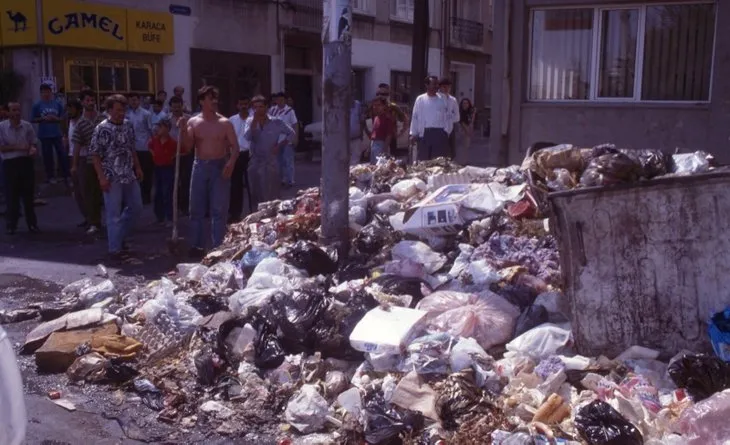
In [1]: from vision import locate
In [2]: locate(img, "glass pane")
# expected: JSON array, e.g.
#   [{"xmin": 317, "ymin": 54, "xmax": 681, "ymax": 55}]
[
  {"xmin": 390, "ymin": 71, "xmax": 411, "ymax": 105},
  {"xmin": 129, "ymin": 66, "xmax": 151, "ymax": 92},
  {"xmin": 598, "ymin": 9, "xmax": 638, "ymax": 98},
  {"xmin": 98, "ymin": 62, "xmax": 127, "ymax": 92},
  {"xmin": 642, "ymin": 4, "xmax": 715, "ymax": 101},
  {"xmin": 68, "ymin": 61, "xmax": 96, "ymax": 92},
  {"xmin": 529, "ymin": 9, "xmax": 594, "ymax": 100}
]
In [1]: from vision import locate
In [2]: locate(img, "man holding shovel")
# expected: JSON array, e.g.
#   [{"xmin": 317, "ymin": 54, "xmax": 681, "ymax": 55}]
[{"xmin": 177, "ymin": 85, "xmax": 239, "ymax": 259}]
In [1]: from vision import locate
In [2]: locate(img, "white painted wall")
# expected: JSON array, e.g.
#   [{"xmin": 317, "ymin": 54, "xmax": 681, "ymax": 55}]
[
  {"xmin": 12, "ymin": 48, "xmax": 44, "ymax": 120},
  {"xmin": 352, "ymin": 38, "xmax": 442, "ymax": 100},
  {"xmin": 162, "ymin": 14, "xmax": 196, "ymax": 107}
]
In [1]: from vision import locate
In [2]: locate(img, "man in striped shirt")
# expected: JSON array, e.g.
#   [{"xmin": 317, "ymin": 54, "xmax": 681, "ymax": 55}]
[{"xmin": 72, "ymin": 90, "xmax": 104, "ymax": 235}]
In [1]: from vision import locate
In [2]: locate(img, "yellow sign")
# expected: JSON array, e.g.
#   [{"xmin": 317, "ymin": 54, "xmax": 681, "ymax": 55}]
[
  {"xmin": 0, "ymin": 0, "xmax": 40, "ymax": 46},
  {"xmin": 42, "ymin": 0, "xmax": 127, "ymax": 51},
  {"xmin": 126, "ymin": 9, "xmax": 174, "ymax": 54}
]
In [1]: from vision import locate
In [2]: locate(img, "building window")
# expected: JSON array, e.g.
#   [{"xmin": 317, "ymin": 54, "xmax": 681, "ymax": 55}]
[
  {"xmin": 390, "ymin": 70, "xmax": 412, "ymax": 106},
  {"xmin": 528, "ymin": 3, "xmax": 715, "ymax": 102},
  {"xmin": 353, "ymin": 68, "xmax": 366, "ymax": 102},
  {"xmin": 454, "ymin": 0, "xmax": 482, "ymax": 20},
  {"xmin": 353, "ymin": 0, "xmax": 375, "ymax": 15},
  {"xmin": 391, "ymin": 0, "xmax": 414, "ymax": 22},
  {"xmin": 65, "ymin": 58, "xmax": 156, "ymax": 104}
]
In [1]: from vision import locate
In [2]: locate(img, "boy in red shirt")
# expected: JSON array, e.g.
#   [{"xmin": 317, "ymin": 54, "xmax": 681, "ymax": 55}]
[
  {"xmin": 148, "ymin": 119, "xmax": 177, "ymax": 225},
  {"xmin": 367, "ymin": 96, "xmax": 395, "ymax": 164}
]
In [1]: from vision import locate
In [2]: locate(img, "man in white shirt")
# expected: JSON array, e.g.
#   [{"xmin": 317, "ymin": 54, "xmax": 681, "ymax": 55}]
[
  {"xmin": 126, "ymin": 92, "xmax": 154, "ymax": 204},
  {"xmin": 269, "ymin": 92, "xmax": 298, "ymax": 188},
  {"xmin": 228, "ymin": 96, "xmax": 252, "ymax": 223},
  {"xmin": 409, "ymin": 76, "xmax": 451, "ymax": 162},
  {"xmin": 0, "ymin": 102, "xmax": 40, "ymax": 234},
  {"xmin": 439, "ymin": 77, "xmax": 460, "ymax": 158}
]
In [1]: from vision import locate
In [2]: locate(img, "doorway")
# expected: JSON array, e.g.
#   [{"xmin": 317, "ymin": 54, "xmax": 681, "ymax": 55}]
[
  {"xmin": 450, "ymin": 62, "xmax": 475, "ymax": 102},
  {"xmin": 285, "ymin": 74, "xmax": 313, "ymax": 126}
]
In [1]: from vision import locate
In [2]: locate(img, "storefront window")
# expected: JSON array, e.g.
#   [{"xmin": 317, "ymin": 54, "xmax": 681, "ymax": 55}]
[
  {"xmin": 129, "ymin": 63, "xmax": 153, "ymax": 92},
  {"xmin": 64, "ymin": 58, "xmax": 156, "ymax": 103}
]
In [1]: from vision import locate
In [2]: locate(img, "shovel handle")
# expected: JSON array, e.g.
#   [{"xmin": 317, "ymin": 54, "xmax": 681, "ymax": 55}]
[{"xmin": 172, "ymin": 135, "xmax": 182, "ymax": 240}]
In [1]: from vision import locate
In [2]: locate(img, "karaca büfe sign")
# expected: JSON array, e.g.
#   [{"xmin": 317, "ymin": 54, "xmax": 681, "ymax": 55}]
[{"xmin": 41, "ymin": 0, "xmax": 174, "ymax": 54}]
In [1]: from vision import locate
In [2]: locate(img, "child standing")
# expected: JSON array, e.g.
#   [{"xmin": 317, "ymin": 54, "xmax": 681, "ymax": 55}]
[
  {"xmin": 368, "ymin": 96, "xmax": 395, "ymax": 164},
  {"xmin": 148, "ymin": 119, "xmax": 177, "ymax": 225}
]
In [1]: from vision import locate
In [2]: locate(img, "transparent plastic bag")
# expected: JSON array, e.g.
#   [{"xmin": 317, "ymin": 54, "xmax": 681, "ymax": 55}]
[
  {"xmin": 677, "ymin": 390, "xmax": 730, "ymax": 443},
  {"xmin": 392, "ymin": 241, "xmax": 446, "ymax": 274},
  {"xmin": 0, "ymin": 326, "xmax": 26, "ymax": 445},
  {"xmin": 416, "ymin": 291, "xmax": 520, "ymax": 350},
  {"xmin": 450, "ymin": 337, "xmax": 489, "ymax": 372},
  {"xmin": 284, "ymin": 384, "xmax": 330, "ymax": 434},
  {"xmin": 200, "ymin": 262, "xmax": 241, "ymax": 292},
  {"xmin": 506, "ymin": 323, "xmax": 572, "ymax": 360},
  {"xmin": 391, "ymin": 178, "xmax": 426, "ymax": 200}
]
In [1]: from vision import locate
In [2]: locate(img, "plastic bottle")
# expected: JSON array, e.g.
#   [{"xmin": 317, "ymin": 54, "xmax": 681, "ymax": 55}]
[{"xmin": 0, "ymin": 326, "xmax": 26, "ymax": 445}]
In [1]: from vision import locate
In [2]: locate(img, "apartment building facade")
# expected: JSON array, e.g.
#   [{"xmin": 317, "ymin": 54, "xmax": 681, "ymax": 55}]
[{"xmin": 1, "ymin": 0, "xmax": 491, "ymax": 128}]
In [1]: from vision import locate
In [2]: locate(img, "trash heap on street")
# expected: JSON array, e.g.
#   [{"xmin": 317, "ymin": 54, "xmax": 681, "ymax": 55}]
[{"xmin": 9, "ymin": 147, "xmax": 730, "ymax": 444}]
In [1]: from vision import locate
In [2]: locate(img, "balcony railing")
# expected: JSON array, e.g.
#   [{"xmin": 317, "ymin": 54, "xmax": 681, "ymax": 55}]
[
  {"xmin": 450, "ymin": 17, "xmax": 484, "ymax": 48},
  {"xmin": 353, "ymin": 0, "xmax": 375, "ymax": 15},
  {"xmin": 286, "ymin": 0, "xmax": 323, "ymax": 32}
]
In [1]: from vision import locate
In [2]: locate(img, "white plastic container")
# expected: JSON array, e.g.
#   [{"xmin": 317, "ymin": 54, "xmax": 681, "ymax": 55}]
[
  {"xmin": 349, "ymin": 306, "xmax": 427, "ymax": 354},
  {"xmin": 0, "ymin": 326, "xmax": 26, "ymax": 445}
]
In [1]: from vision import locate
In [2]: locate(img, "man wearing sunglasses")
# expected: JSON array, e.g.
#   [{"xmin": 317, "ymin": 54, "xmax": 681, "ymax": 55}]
[{"xmin": 366, "ymin": 83, "xmax": 409, "ymax": 159}]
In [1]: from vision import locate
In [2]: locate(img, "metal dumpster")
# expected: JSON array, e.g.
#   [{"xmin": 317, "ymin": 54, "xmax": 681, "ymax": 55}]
[{"xmin": 549, "ymin": 171, "xmax": 730, "ymax": 357}]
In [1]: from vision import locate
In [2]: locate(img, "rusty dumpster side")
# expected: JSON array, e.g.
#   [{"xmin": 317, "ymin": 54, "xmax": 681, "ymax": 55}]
[{"xmin": 548, "ymin": 171, "xmax": 730, "ymax": 357}]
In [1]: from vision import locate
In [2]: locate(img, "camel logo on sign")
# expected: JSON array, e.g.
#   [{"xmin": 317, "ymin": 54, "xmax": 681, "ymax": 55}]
[
  {"xmin": 6, "ymin": 10, "xmax": 28, "ymax": 32},
  {"xmin": 47, "ymin": 12, "xmax": 124, "ymax": 40}
]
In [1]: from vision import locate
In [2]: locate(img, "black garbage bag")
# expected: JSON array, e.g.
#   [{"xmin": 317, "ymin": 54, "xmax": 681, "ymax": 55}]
[
  {"xmin": 513, "ymin": 305, "xmax": 549, "ymax": 337},
  {"xmin": 667, "ymin": 353, "xmax": 730, "ymax": 401},
  {"xmin": 253, "ymin": 313, "xmax": 285, "ymax": 369},
  {"xmin": 580, "ymin": 152, "xmax": 642, "ymax": 187},
  {"xmin": 310, "ymin": 289, "xmax": 378, "ymax": 360},
  {"xmin": 269, "ymin": 286, "xmax": 331, "ymax": 354},
  {"xmin": 363, "ymin": 392, "xmax": 424, "ymax": 444},
  {"xmin": 335, "ymin": 262, "xmax": 371, "ymax": 283},
  {"xmin": 574, "ymin": 400, "xmax": 643, "ymax": 445},
  {"xmin": 105, "ymin": 359, "xmax": 139, "ymax": 383},
  {"xmin": 371, "ymin": 274, "xmax": 430, "ymax": 308},
  {"xmin": 283, "ymin": 241, "xmax": 338, "ymax": 276},
  {"xmin": 495, "ymin": 283, "xmax": 540, "ymax": 310},
  {"xmin": 355, "ymin": 216, "xmax": 396, "ymax": 255},
  {"xmin": 624, "ymin": 149, "xmax": 670, "ymax": 179},
  {"xmin": 436, "ymin": 369, "xmax": 498, "ymax": 430}
]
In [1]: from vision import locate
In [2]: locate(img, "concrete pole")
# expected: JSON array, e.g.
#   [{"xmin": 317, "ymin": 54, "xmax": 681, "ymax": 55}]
[{"xmin": 321, "ymin": 0, "xmax": 352, "ymax": 259}]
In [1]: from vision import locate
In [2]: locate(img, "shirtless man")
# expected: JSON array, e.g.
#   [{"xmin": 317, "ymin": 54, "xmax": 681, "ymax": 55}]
[{"xmin": 177, "ymin": 85, "xmax": 239, "ymax": 258}]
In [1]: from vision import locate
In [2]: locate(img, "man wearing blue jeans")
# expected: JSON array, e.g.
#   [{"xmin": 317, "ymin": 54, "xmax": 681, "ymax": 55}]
[
  {"xmin": 32, "ymin": 83, "xmax": 68, "ymax": 184},
  {"xmin": 89, "ymin": 94, "xmax": 144, "ymax": 261},
  {"xmin": 177, "ymin": 85, "xmax": 239, "ymax": 259}
]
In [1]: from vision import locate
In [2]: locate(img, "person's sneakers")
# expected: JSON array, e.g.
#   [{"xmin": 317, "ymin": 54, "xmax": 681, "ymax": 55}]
[
  {"xmin": 188, "ymin": 247, "xmax": 205, "ymax": 260},
  {"xmin": 86, "ymin": 225, "xmax": 100, "ymax": 235},
  {"xmin": 27, "ymin": 225, "xmax": 40, "ymax": 233}
]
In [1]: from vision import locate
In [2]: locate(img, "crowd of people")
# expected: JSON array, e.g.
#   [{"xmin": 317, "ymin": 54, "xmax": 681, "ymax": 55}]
[{"xmin": 0, "ymin": 75, "xmax": 478, "ymax": 262}]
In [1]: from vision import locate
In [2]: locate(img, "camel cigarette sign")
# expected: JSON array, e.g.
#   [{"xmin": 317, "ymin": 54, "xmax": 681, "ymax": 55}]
[{"xmin": 0, "ymin": 0, "xmax": 39, "ymax": 46}]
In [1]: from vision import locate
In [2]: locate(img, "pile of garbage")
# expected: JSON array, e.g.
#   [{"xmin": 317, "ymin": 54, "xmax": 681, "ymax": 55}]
[
  {"xmin": 8, "ymin": 151, "xmax": 730, "ymax": 444},
  {"xmin": 522, "ymin": 143, "xmax": 716, "ymax": 191}
]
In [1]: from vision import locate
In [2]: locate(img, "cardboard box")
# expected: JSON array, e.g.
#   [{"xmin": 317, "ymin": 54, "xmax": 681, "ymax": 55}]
[
  {"xmin": 400, "ymin": 184, "xmax": 479, "ymax": 238},
  {"xmin": 349, "ymin": 306, "xmax": 428, "ymax": 355}
]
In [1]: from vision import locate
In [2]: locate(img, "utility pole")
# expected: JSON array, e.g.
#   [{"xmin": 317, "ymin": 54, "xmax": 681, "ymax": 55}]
[
  {"xmin": 410, "ymin": 0, "xmax": 430, "ymax": 109},
  {"xmin": 321, "ymin": 0, "xmax": 352, "ymax": 260}
]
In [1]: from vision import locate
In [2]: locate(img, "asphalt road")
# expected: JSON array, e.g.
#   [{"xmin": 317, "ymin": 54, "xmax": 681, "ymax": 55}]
[{"xmin": 0, "ymin": 160, "xmax": 323, "ymax": 445}]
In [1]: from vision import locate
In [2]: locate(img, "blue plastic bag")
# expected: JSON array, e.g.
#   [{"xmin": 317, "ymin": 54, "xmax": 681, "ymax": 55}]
[{"xmin": 709, "ymin": 307, "xmax": 730, "ymax": 362}]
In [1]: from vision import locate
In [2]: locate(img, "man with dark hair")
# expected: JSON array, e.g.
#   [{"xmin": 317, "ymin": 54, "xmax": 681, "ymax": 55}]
[
  {"xmin": 177, "ymin": 85, "xmax": 239, "ymax": 258},
  {"xmin": 74, "ymin": 90, "xmax": 104, "ymax": 234},
  {"xmin": 439, "ymin": 77, "xmax": 460, "ymax": 158},
  {"xmin": 151, "ymin": 100, "xmax": 167, "ymax": 131},
  {"xmin": 32, "ymin": 83, "xmax": 67, "ymax": 184},
  {"xmin": 229, "ymin": 95, "xmax": 252, "ymax": 222},
  {"xmin": 168, "ymin": 95, "xmax": 192, "ymax": 214},
  {"xmin": 245, "ymin": 95, "xmax": 296, "ymax": 209},
  {"xmin": 370, "ymin": 83, "xmax": 409, "ymax": 158},
  {"xmin": 409, "ymin": 76, "xmax": 450, "ymax": 161},
  {"xmin": 126, "ymin": 92, "xmax": 154, "ymax": 205},
  {"xmin": 90, "ymin": 94, "xmax": 144, "ymax": 260},
  {"xmin": 269, "ymin": 92, "xmax": 298, "ymax": 188},
  {"xmin": 0, "ymin": 102, "xmax": 39, "ymax": 234},
  {"xmin": 170, "ymin": 85, "xmax": 191, "ymax": 114}
]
